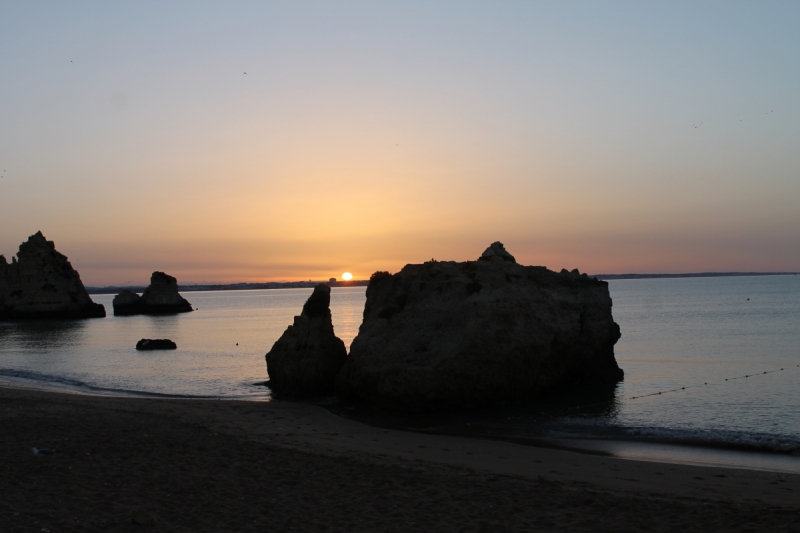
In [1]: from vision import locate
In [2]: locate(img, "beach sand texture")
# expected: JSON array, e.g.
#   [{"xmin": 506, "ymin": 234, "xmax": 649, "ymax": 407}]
[{"xmin": 2, "ymin": 386, "xmax": 798, "ymax": 532}]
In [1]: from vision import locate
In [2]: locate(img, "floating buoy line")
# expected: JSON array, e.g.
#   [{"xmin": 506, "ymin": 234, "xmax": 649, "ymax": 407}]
[
  {"xmin": 628, "ymin": 364, "xmax": 798, "ymax": 400},
  {"xmin": 540, "ymin": 363, "xmax": 799, "ymax": 418}
]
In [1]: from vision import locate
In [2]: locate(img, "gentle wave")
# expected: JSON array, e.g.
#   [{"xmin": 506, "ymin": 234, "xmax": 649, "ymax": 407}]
[
  {"xmin": 0, "ymin": 368, "xmax": 219, "ymax": 399},
  {"xmin": 547, "ymin": 423, "xmax": 800, "ymax": 455},
  {"xmin": 621, "ymin": 426, "xmax": 800, "ymax": 455}
]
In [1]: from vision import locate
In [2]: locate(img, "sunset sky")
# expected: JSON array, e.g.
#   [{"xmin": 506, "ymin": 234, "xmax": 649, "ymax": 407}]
[{"xmin": 1, "ymin": 2, "xmax": 798, "ymax": 285}]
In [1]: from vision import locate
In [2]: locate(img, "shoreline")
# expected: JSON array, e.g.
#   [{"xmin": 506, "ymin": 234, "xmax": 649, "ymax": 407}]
[{"xmin": 3, "ymin": 375, "xmax": 799, "ymax": 476}]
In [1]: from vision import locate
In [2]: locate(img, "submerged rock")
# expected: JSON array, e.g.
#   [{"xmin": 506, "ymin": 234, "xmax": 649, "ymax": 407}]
[
  {"xmin": 336, "ymin": 242, "xmax": 623, "ymax": 411},
  {"xmin": 265, "ymin": 283, "xmax": 348, "ymax": 398},
  {"xmin": 136, "ymin": 338, "xmax": 177, "ymax": 350},
  {"xmin": 113, "ymin": 272, "xmax": 192, "ymax": 315},
  {"xmin": 0, "ymin": 231, "xmax": 106, "ymax": 320}
]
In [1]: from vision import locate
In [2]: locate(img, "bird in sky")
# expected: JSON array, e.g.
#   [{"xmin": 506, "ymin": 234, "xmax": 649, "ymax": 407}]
[{"xmin": 243, "ymin": 72, "xmax": 247, "ymax": 75}]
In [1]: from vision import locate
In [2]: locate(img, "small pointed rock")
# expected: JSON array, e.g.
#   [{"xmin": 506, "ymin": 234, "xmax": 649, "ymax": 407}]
[
  {"xmin": 265, "ymin": 284, "xmax": 347, "ymax": 398},
  {"xmin": 478, "ymin": 241, "xmax": 516, "ymax": 263}
]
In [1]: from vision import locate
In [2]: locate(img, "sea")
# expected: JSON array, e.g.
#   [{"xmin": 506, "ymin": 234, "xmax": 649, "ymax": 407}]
[{"xmin": 1, "ymin": 276, "xmax": 799, "ymax": 473}]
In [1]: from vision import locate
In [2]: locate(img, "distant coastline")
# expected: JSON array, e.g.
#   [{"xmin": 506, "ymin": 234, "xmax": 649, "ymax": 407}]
[
  {"xmin": 85, "ymin": 271, "xmax": 797, "ymax": 295},
  {"xmin": 592, "ymin": 271, "xmax": 798, "ymax": 281}
]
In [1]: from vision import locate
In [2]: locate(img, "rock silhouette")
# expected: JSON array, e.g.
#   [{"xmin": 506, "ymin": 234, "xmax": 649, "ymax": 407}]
[
  {"xmin": 0, "ymin": 231, "xmax": 106, "ymax": 320},
  {"xmin": 265, "ymin": 283, "xmax": 347, "ymax": 398},
  {"xmin": 478, "ymin": 241, "xmax": 516, "ymax": 263},
  {"xmin": 336, "ymin": 243, "xmax": 623, "ymax": 411},
  {"xmin": 113, "ymin": 272, "xmax": 193, "ymax": 315},
  {"xmin": 136, "ymin": 339, "xmax": 177, "ymax": 351}
]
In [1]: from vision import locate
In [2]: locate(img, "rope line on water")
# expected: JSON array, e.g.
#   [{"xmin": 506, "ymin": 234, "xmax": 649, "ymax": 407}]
[
  {"xmin": 539, "ymin": 363, "xmax": 799, "ymax": 418},
  {"xmin": 628, "ymin": 363, "xmax": 799, "ymax": 400}
]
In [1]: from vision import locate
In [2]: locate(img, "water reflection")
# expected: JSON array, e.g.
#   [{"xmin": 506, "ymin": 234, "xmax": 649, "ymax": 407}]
[
  {"xmin": 143, "ymin": 314, "xmax": 181, "ymax": 339},
  {"xmin": 0, "ymin": 320, "xmax": 88, "ymax": 352},
  {"xmin": 327, "ymin": 383, "xmax": 623, "ymax": 441}
]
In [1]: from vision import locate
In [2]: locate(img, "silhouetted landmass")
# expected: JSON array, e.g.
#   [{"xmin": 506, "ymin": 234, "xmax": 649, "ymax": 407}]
[
  {"xmin": 336, "ymin": 242, "xmax": 623, "ymax": 412},
  {"xmin": 87, "ymin": 279, "xmax": 369, "ymax": 295},
  {"xmin": 593, "ymin": 272, "xmax": 798, "ymax": 280}
]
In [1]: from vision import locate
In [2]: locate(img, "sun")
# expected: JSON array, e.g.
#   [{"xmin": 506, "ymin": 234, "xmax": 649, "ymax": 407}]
[{"xmin": 342, "ymin": 272, "xmax": 353, "ymax": 281}]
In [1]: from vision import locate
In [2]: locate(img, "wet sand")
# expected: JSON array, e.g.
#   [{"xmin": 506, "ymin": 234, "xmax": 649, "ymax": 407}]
[{"xmin": 2, "ymin": 385, "xmax": 798, "ymax": 532}]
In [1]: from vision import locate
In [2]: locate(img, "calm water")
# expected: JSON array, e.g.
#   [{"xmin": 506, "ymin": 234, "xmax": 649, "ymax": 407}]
[
  {"xmin": 555, "ymin": 275, "xmax": 800, "ymax": 456},
  {"xmin": 1, "ymin": 277, "xmax": 799, "ymax": 462},
  {"xmin": 0, "ymin": 287, "xmax": 364, "ymax": 399}
]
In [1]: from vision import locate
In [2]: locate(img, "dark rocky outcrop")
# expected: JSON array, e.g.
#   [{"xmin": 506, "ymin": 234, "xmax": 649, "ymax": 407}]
[
  {"xmin": 0, "ymin": 232, "xmax": 106, "ymax": 320},
  {"xmin": 113, "ymin": 272, "xmax": 193, "ymax": 315},
  {"xmin": 478, "ymin": 241, "xmax": 517, "ymax": 263},
  {"xmin": 136, "ymin": 338, "xmax": 177, "ymax": 350},
  {"xmin": 336, "ymin": 242, "xmax": 623, "ymax": 412},
  {"xmin": 265, "ymin": 283, "xmax": 348, "ymax": 398}
]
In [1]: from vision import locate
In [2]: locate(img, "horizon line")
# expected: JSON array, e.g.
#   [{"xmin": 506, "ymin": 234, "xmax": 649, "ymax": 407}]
[{"xmin": 84, "ymin": 270, "xmax": 799, "ymax": 293}]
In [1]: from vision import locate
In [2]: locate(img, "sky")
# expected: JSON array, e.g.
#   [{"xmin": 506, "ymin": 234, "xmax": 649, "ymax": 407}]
[{"xmin": 1, "ymin": 1, "xmax": 798, "ymax": 285}]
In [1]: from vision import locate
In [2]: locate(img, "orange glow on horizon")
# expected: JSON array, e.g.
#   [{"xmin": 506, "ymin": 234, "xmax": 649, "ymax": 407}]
[{"xmin": 1, "ymin": 3, "xmax": 798, "ymax": 286}]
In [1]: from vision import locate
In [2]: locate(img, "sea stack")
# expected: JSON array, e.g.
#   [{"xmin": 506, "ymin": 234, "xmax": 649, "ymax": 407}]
[
  {"xmin": 112, "ymin": 272, "xmax": 193, "ymax": 315},
  {"xmin": 265, "ymin": 283, "xmax": 348, "ymax": 398},
  {"xmin": 335, "ymin": 242, "xmax": 623, "ymax": 411},
  {"xmin": 0, "ymin": 231, "xmax": 106, "ymax": 320}
]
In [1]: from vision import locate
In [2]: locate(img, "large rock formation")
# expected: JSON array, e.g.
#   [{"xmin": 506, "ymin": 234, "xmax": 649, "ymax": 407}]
[
  {"xmin": 336, "ymin": 242, "xmax": 623, "ymax": 411},
  {"xmin": 112, "ymin": 272, "xmax": 193, "ymax": 315},
  {"xmin": 0, "ymin": 231, "xmax": 106, "ymax": 320},
  {"xmin": 265, "ymin": 283, "xmax": 348, "ymax": 398}
]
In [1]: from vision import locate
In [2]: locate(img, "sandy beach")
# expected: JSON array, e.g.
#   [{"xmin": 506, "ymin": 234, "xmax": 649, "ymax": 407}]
[{"xmin": 1, "ymin": 385, "xmax": 798, "ymax": 533}]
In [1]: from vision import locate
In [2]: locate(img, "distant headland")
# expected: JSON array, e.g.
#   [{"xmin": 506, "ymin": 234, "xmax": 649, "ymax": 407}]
[{"xmin": 85, "ymin": 272, "xmax": 796, "ymax": 295}]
